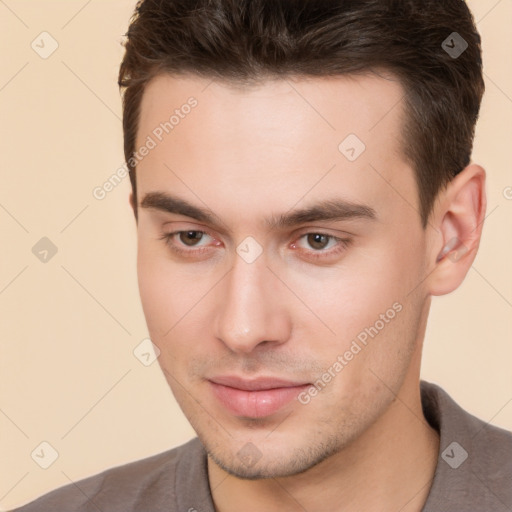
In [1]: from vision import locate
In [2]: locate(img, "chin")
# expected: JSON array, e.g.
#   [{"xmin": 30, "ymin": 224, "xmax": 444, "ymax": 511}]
[{"xmin": 204, "ymin": 433, "xmax": 343, "ymax": 480}]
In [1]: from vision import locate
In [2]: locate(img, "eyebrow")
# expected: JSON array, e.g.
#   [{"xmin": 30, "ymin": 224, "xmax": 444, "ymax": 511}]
[{"xmin": 140, "ymin": 191, "xmax": 377, "ymax": 230}]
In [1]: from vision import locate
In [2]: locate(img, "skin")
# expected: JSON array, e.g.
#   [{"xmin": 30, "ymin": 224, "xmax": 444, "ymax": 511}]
[{"xmin": 130, "ymin": 72, "xmax": 486, "ymax": 511}]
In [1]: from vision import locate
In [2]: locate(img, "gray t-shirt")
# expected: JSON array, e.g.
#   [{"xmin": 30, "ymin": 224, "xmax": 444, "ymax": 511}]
[{"xmin": 11, "ymin": 380, "xmax": 512, "ymax": 511}]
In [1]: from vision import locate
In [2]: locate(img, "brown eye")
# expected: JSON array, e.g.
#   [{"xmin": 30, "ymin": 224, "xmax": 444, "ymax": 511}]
[
  {"xmin": 291, "ymin": 232, "xmax": 352, "ymax": 262},
  {"xmin": 179, "ymin": 231, "xmax": 204, "ymax": 246},
  {"xmin": 306, "ymin": 233, "xmax": 330, "ymax": 250},
  {"xmin": 159, "ymin": 229, "xmax": 218, "ymax": 258}
]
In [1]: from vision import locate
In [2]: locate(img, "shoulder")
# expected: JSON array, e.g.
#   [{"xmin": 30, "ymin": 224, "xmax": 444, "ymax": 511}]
[
  {"xmin": 11, "ymin": 437, "xmax": 205, "ymax": 512},
  {"xmin": 421, "ymin": 380, "xmax": 512, "ymax": 511}
]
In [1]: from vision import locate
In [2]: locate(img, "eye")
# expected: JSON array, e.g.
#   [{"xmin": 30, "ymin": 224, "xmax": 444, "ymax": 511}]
[
  {"xmin": 158, "ymin": 229, "xmax": 351, "ymax": 262},
  {"xmin": 291, "ymin": 232, "xmax": 351, "ymax": 260},
  {"xmin": 158, "ymin": 229, "xmax": 220, "ymax": 257},
  {"xmin": 300, "ymin": 233, "xmax": 336, "ymax": 250},
  {"xmin": 172, "ymin": 230, "xmax": 210, "ymax": 247}
]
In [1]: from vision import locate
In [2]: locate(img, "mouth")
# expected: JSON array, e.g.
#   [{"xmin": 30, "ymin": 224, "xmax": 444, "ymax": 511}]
[{"xmin": 208, "ymin": 375, "xmax": 312, "ymax": 418}]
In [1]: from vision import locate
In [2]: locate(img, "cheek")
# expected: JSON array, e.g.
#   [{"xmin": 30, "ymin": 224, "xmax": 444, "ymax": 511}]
[
  {"xmin": 316, "ymin": 248, "xmax": 416, "ymax": 341},
  {"xmin": 136, "ymin": 252, "xmax": 189, "ymax": 386},
  {"xmin": 137, "ymin": 247, "xmax": 167, "ymax": 328},
  {"xmin": 298, "ymin": 238, "xmax": 424, "ymax": 383},
  {"xmin": 136, "ymin": 242, "xmax": 215, "ymax": 368},
  {"xmin": 136, "ymin": 239, "xmax": 189, "ymax": 342}
]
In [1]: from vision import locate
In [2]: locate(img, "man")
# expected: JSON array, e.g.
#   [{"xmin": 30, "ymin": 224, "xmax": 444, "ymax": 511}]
[{"xmin": 13, "ymin": 0, "xmax": 512, "ymax": 511}]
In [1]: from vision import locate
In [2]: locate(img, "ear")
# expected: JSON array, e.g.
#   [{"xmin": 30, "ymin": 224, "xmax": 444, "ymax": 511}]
[
  {"xmin": 426, "ymin": 163, "xmax": 487, "ymax": 296},
  {"xmin": 129, "ymin": 192, "xmax": 138, "ymax": 223}
]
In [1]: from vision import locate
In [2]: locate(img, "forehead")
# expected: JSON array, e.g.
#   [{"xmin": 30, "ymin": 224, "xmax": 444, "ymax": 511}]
[
  {"xmin": 137, "ymin": 71, "xmax": 406, "ymax": 149},
  {"xmin": 135, "ymin": 72, "xmax": 417, "ymax": 228}
]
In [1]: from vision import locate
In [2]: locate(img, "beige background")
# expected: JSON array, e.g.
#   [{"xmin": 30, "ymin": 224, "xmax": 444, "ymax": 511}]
[{"xmin": 1, "ymin": 0, "xmax": 511, "ymax": 509}]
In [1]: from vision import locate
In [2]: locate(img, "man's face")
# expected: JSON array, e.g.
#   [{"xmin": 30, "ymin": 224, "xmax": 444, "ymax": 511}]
[{"xmin": 134, "ymin": 73, "xmax": 431, "ymax": 478}]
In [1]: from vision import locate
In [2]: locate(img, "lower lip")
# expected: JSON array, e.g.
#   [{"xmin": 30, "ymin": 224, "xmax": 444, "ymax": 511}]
[{"xmin": 209, "ymin": 381, "xmax": 311, "ymax": 418}]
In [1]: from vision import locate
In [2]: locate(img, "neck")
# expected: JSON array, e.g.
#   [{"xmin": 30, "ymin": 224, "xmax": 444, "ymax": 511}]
[{"xmin": 208, "ymin": 351, "xmax": 439, "ymax": 512}]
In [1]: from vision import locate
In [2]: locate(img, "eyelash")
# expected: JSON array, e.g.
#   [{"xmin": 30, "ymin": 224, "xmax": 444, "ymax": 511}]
[{"xmin": 158, "ymin": 229, "xmax": 352, "ymax": 261}]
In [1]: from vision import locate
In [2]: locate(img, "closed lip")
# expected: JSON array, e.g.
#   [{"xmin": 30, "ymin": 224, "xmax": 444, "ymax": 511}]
[{"xmin": 208, "ymin": 375, "xmax": 311, "ymax": 391}]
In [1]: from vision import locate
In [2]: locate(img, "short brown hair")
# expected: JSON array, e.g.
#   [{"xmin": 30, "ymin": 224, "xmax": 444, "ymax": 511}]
[{"xmin": 118, "ymin": 0, "xmax": 484, "ymax": 228}]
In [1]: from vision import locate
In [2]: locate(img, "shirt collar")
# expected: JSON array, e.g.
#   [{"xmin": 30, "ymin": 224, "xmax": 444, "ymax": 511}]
[{"xmin": 420, "ymin": 380, "xmax": 512, "ymax": 511}]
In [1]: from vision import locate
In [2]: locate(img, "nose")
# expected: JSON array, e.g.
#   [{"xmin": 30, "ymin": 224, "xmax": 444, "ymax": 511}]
[{"xmin": 214, "ymin": 249, "xmax": 291, "ymax": 354}]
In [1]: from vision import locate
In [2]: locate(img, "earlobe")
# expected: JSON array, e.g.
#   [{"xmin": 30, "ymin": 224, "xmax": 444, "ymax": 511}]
[{"xmin": 427, "ymin": 164, "xmax": 487, "ymax": 296}]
